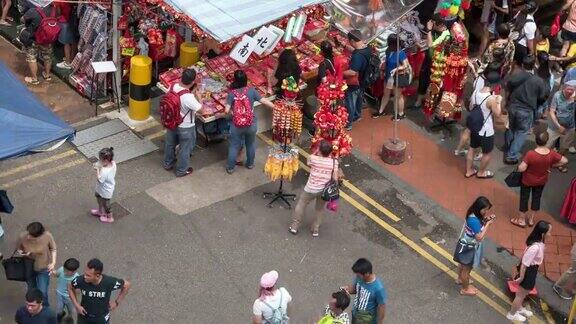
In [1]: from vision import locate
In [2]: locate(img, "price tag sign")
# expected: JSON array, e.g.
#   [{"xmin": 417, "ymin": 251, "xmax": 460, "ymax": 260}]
[
  {"xmin": 229, "ymin": 34, "xmax": 256, "ymax": 64},
  {"xmin": 253, "ymin": 26, "xmax": 276, "ymax": 55},
  {"xmin": 121, "ymin": 47, "xmax": 135, "ymax": 57}
]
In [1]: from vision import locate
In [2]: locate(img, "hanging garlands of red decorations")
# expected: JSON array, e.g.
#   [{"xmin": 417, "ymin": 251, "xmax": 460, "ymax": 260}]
[{"xmin": 311, "ymin": 78, "xmax": 352, "ymax": 158}]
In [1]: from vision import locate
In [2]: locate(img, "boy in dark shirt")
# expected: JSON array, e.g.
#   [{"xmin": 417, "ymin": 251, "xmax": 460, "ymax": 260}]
[
  {"xmin": 343, "ymin": 29, "xmax": 372, "ymax": 130},
  {"xmin": 20, "ymin": 3, "xmax": 56, "ymax": 85},
  {"xmin": 69, "ymin": 258, "xmax": 131, "ymax": 324},
  {"xmin": 15, "ymin": 289, "xmax": 57, "ymax": 324}
]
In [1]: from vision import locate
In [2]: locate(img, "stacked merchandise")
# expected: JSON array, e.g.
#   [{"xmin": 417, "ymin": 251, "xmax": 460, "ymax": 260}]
[
  {"xmin": 272, "ymin": 100, "xmax": 303, "ymax": 143},
  {"xmin": 264, "ymin": 146, "xmax": 299, "ymax": 181},
  {"xmin": 69, "ymin": 5, "xmax": 109, "ymax": 97},
  {"xmin": 311, "ymin": 77, "xmax": 352, "ymax": 158}
]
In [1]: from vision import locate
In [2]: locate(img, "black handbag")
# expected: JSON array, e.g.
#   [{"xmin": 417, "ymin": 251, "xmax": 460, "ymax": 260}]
[
  {"xmin": 321, "ymin": 159, "xmax": 339, "ymax": 202},
  {"xmin": 0, "ymin": 190, "xmax": 14, "ymax": 214},
  {"xmin": 2, "ymin": 251, "xmax": 35, "ymax": 282},
  {"xmin": 505, "ymin": 171, "xmax": 522, "ymax": 187},
  {"xmin": 395, "ymin": 71, "xmax": 411, "ymax": 88}
]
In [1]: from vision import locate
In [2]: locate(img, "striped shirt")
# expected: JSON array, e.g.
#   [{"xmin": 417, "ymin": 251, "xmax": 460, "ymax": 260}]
[{"xmin": 304, "ymin": 155, "xmax": 338, "ymax": 194}]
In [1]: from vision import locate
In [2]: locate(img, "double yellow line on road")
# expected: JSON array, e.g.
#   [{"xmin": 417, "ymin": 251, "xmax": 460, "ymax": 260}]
[{"xmin": 258, "ymin": 133, "xmax": 549, "ymax": 323}]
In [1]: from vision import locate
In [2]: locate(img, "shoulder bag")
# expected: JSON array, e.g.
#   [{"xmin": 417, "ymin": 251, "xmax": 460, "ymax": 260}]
[
  {"xmin": 505, "ymin": 168, "xmax": 523, "ymax": 187},
  {"xmin": 321, "ymin": 159, "xmax": 339, "ymax": 202},
  {"xmin": 453, "ymin": 218, "xmax": 480, "ymax": 265}
]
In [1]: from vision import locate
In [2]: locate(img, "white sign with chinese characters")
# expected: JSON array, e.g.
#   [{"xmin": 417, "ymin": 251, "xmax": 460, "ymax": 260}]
[
  {"xmin": 253, "ymin": 26, "xmax": 276, "ymax": 55},
  {"xmin": 264, "ymin": 25, "xmax": 284, "ymax": 55},
  {"xmin": 229, "ymin": 35, "xmax": 257, "ymax": 64}
]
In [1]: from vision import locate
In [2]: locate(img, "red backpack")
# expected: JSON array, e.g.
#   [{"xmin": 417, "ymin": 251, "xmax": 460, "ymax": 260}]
[
  {"xmin": 160, "ymin": 85, "xmax": 190, "ymax": 130},
  {"xmin": 34, "ymin": 7, "xmax": 61, "ymax": 45},
  {"xmin": 231, "ymin": 88, "xmax": 253, "ymax": 128}
]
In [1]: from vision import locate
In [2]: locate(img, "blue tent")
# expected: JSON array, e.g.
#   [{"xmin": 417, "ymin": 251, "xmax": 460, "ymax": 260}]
[{"xmin": 0, "ymin": 61, "xmax": 75, "ymax": 160}]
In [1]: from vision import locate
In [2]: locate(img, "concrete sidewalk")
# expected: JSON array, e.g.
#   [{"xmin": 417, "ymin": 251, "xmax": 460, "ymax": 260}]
[{"xmin": 349, "ymin": 106, "xmax": 576, "ymax": 284}]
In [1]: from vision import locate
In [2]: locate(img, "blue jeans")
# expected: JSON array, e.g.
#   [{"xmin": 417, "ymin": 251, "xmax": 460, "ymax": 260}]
[
  {"xmin": 344, "ymin": 87, "xmax": 364, "ymax": 126},
  {"xmin": 56, "ymin": 293, "xmax": 75, "ymax": 316},
  {"xmin": 227, "ymin": 122, "xmax": 257, "ymax": 170},
  {"xmin": 505, "ymin": 109, "xmax": 533, "ymax": 161},
  {"xmin": 27, "ymin": 269, "xmax": 50, "ymax": 306},
  {"xmin": 163, "ymin": 126, "xmax": 196, "ymax": 176}
]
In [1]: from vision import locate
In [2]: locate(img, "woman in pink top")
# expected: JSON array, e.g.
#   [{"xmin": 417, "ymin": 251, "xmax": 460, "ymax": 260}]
[
  {"xmin": 507, "ymin": 220, "xmax": 551, "ymax": 322},
  {"xmin": 561, "ymin": 0, "xmax": 576, "ymax": 56},
  {"xmin": 289, "ymin": 140, "xmax": 339, "ymax": 237}
]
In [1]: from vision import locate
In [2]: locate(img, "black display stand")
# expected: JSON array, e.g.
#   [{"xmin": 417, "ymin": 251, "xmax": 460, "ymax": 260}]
[{"xmin": 263, "ymin": 129, "xmax": 296, "ymax": 209}]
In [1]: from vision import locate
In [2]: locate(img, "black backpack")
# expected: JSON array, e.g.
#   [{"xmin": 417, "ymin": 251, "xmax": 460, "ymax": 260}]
[
  {"xmin": 466, "ymin": 94, "xmax": 492, "ymax": 134},
  {"xmin": 360, "ymin": 50, "xmax": 381, "ymax": 88}
]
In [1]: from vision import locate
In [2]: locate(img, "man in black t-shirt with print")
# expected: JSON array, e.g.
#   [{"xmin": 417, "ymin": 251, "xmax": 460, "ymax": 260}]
[{"xmin": 68, "ymin": 258, "xmax": 131, "ymax": 324}]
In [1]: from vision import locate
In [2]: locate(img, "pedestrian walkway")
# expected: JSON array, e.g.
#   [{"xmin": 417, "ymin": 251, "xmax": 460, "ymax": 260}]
[{"xmin": 350, "ymin": 109, "xmax": 576, "ymax": 282}]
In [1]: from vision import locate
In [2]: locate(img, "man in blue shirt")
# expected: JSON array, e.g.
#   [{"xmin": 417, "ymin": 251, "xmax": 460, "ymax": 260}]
[
  {"xmin": 341, "ymin": 258, "xmax": 387, "ymax": 324},
  {"xmin": 15, "ymin": 289, "xmax": 57, "ymax": 324},
  {"xmin": 343, "ymin": 29, "xmax": 372, "ymax": 130}
]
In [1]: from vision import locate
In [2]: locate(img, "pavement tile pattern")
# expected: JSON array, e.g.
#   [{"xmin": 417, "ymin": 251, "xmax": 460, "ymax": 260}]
[{"xmin": 350, "ymin": 109, "xmax": 576, "ymax": 282}]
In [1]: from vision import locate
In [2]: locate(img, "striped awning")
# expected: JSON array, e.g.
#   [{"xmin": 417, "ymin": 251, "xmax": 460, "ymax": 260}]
[{"xmin": 164, "ymin": 0, "xmax": 327, "ymax": 43}]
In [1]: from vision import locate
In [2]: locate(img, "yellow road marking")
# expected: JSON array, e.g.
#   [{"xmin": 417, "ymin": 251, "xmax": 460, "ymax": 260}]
[
  {"xmin": 257, "ymin": 133, "xmax": 400, "ymax": 222},
  {"xmin": 145, "ymin": 130, "xmax": 166, "ymax": 140},
  {"xmin": 1, "ymin": 159, "xmax": 85, "ymax": 188},
  {"xmin": 0, "ymin": 150, "xmax": 77, "ymax": 179},
  {"xmin": 539, "ymin": 299, "xmax": 555, "ymax": 324},
  {"xmin": 290, "ymin": 155, "xmax": 508, "ymax": 318}
]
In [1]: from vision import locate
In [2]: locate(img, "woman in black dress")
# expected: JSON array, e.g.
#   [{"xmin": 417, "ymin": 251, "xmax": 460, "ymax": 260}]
[
  {"xmin": 507, "ymin": 220, "xmax": 551, "ymax": 322},
  {"xmin": 268, "ymin": 49, "xmax": 301, "ymax": 99}
]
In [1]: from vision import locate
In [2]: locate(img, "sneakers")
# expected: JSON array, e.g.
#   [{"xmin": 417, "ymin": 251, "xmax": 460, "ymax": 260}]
[
  {"xmin": 454, "ymin": 149, "xmax": 468, "ymax": 156},
  {"xmin": 518, "ymin": 307, "xmax": 533, "ymax": 317},
  {"xmin": 570, "ymin": 146, "xmax": 576, "ymax": 154},
  {"xmin": 506, "ymin": 312, "xmax": 526, "ymax": 322},
  {"xmin": 56, "ymin": 61, "xmax": 72, "ymax": 70}
]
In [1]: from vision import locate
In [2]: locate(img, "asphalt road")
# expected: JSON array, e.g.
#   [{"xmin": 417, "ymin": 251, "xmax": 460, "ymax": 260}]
[{"xmin": 0, "ymin": 122, "xmax": 523, "ymax": 323}]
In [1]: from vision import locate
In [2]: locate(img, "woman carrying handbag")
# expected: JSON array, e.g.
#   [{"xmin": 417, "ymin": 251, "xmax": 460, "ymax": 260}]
[
  {"xmin": 454, "ymin": 196, "xmax": 495, "ymax": 296},
  {"xmin": 289, "ymin": 140, "xmax": 340, "ymax": 238}
]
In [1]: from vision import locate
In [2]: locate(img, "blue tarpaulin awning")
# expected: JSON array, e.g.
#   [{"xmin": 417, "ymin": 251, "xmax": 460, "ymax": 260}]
[
  {"xmin": 0, "ymin": 61, "xmax": 75, "ymax": 160},
  {"xmin": 164, "ymin": 0, "xmax": 327, "ymax": 43}
]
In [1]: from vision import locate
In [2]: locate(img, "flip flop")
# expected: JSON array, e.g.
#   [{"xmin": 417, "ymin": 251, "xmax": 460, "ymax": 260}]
[
  {"xmin": 465, "ymin": 170, "xmax": 477, "ymax": 178},
  {"xmin": 42, "ymin": 72, "xmax": 52, "ymax": 81},
  {"xmin": 24, "ymin": 77, "xmax": 39, "ymax": 85},
  {"xmin": 460, "ymin": 287, "xmax": 479, "ymax": 296},
  {"xmin": 527, "ymin": 217, "xmax": 535, "ymax": 227},
  {"xmin": 476, "ymin": 171, "xmax": 494, "ymax": 179},
  {"xmin": 0, "ymin": 20, "xmax": 11, "ymax": 26},
  {"xmin": 510, "ymin": 218, "xmax": 527, "ymax": 228}
]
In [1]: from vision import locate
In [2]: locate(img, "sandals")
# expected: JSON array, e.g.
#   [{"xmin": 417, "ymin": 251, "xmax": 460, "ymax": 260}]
[
  {"xmin": 460, "ymin": 287, "xmax": 479, "ymax": 296},
  {"xmin": 42, "ymin": 72, "xmax": 52, "ymax": 81},
  {"xmin": 476, "ymin": 170, "xmax": 494, "ymax": 179},
  {"xmin": 527, "ymin": 216, "xmax": 535, "ymax": 227},
  {"xmin": 510, "ymin": 218, "xmax": 527, "ymax": 228},
  {"xmin": 311, "ymin": 228, "xmax": 319, "ymax": 237},
  {"xmin": 0, "ymin": 20, "xmax": 11, "ymax": 26},
  {"xmin": 465, "ymin": 170, "xmax": 477, "ymax": 178},
  {"xmin": 288, "ymin": 221, "xmax": 299, "ymax": 235},
  {"xmin": 24, "ymin": 77, "xmax": 39, "ymax": 85},
  {"xmin": 558, "ymin": 166, "xmax": 568, "ymax": 173},
  {"xmin": 371, "ymin": 111, "xmax": 385, "ymax": 118}
]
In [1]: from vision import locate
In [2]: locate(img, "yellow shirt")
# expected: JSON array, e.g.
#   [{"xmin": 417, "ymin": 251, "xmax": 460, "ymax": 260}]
[
  {"xmin": 536, "ymin": 39, "xmax": 549, "ymax": 53},
  {"xmin": 568, "ymin": 44, "xmax": 576, "ymax": 69}
]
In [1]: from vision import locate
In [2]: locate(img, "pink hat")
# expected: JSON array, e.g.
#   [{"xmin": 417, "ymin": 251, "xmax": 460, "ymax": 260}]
[{"xmin": 260, "ymin": 270, "xmax": 279, "ymax": 288}]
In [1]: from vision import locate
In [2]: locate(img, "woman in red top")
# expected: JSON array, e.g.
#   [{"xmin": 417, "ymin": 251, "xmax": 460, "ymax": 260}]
[{"xmin": 511, "ymin": 131, "xmax": 568, "ymax": 227}]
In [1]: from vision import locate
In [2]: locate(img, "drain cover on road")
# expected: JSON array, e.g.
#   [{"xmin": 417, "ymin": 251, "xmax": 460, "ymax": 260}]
[{"xmin": 73, "ymin": 119, "xmax": 158, "ymax": 163}]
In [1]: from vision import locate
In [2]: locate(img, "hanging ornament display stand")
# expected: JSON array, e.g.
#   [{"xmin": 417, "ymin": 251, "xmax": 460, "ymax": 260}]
[
  {"xmin": 381, "ymin": 28, "xmax": 406, "ymax": 165},
  {"xmin": 263, "ymin": 79, "xmax": 303, "ymax": 208}
]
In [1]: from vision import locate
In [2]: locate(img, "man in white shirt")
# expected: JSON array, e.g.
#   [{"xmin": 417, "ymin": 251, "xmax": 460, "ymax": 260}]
[
  {"xmin": 163, "ymin": 69, "xmax": 202, "ymax": 177},
  {"xmin": 514, "ymin": 1, "xmax": 537, "ymax": 66}
]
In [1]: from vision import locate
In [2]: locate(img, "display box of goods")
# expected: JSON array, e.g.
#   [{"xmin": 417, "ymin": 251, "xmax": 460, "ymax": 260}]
[
  {"xmin": 244, "ymin": 67, "xmax": 267, "ymax": 86},
  {"xmin": 206, "ymin": 56, "xmax": 239, "ymax": 76},
  {"xmin": 211, "ymin": 91, "xmax": 229, "ymax": 108},
  {"xmin": 260, "ymin": 56, "xmax": 278, "ymax": 70},
  {"xmin": 200, "ymin": 99, "xmax": 222, "ymax": 117},
  {"xmin": 299, "ymin": 57, "xmax": 319, "ymax": 73},
  {"xmin": 159, "ymin": 68, "xmax": 183, "ymax": 88},
  {"xmin": 70, "ymin": 74, "xmax": 92, "ymax": 97},
  {"xmin": 311, "ymin": 54, "xmax": 324, "ymax": 63},
  {"xmin": 304, "ymin": 18, "xmax": 327, "ymax": 42},
  {"xmin": 297, "ymin": 40, "xmax": 318, "ymax": 56}
]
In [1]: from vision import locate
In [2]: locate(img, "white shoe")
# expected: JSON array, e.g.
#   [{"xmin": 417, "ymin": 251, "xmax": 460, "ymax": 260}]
[
  {"xmin": 454, "ymin": 149, "xmax": 468, "ymax": 156},
  {"xmin": 56, "ymin": 61, "xmax": 72, "ymax": 69},
  {"xmin": 506, "ymin": 312, "xmax": 526, "ymax": 322},
  {"xmin": 518, "ymin": 307, "xmax": 533, "ymax": 317},
  {"xmin": 569, "ymin": 146, "xmax": 576, "ymax": 154}
]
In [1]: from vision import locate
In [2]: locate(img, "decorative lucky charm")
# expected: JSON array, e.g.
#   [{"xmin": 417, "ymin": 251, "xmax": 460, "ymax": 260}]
[
  {"xmin": 272, "ymin": 99, "xmax": 303, "ymax": 143},
  {"xmin": 311, "ymin": 77, "xmax": 352, "ymax": 158},
  {"xmin": 147, "ymin": 28, "xmax": 164, "ymax": 46},
  {"xmin": 281, "ymin": 76, "xmax": 300, "ymax": 99},
  {"xmin": 264, "ymin": 146, "xmax": 300, "ymax": 182}
]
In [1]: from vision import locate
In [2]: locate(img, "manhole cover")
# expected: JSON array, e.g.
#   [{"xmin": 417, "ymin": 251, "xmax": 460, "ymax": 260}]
[{"xmin": 110, "ymin": 202, "xmax": 130, "ymax": 220}]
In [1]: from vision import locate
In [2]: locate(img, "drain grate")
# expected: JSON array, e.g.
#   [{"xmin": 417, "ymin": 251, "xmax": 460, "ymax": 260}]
[{"xmin": 109, "ymin": 202, "xmax": 131, "ymax": 220}]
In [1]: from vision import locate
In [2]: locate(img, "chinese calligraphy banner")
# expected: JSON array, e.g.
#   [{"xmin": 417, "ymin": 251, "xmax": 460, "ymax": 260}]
[
  {"xmin": 253, "ymin": 27, "xmax": 277, "ymax": 55},
  {"xmin": 230, "ymin": 34, "xmax": 257, "ymax": 64}
]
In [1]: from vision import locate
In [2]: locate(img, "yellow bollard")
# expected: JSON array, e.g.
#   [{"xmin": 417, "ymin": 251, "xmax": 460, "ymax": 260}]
[
  {"xmin": 128, "ymin": 55, "xmax": 152, "ymax": 121},
  {"xmin": 179, "ymin": 42, "xmax": 199, "ymax": 68},
  {"xmin": 568, "ymin": 297, "xmax": 576, "ymax": 323}
]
